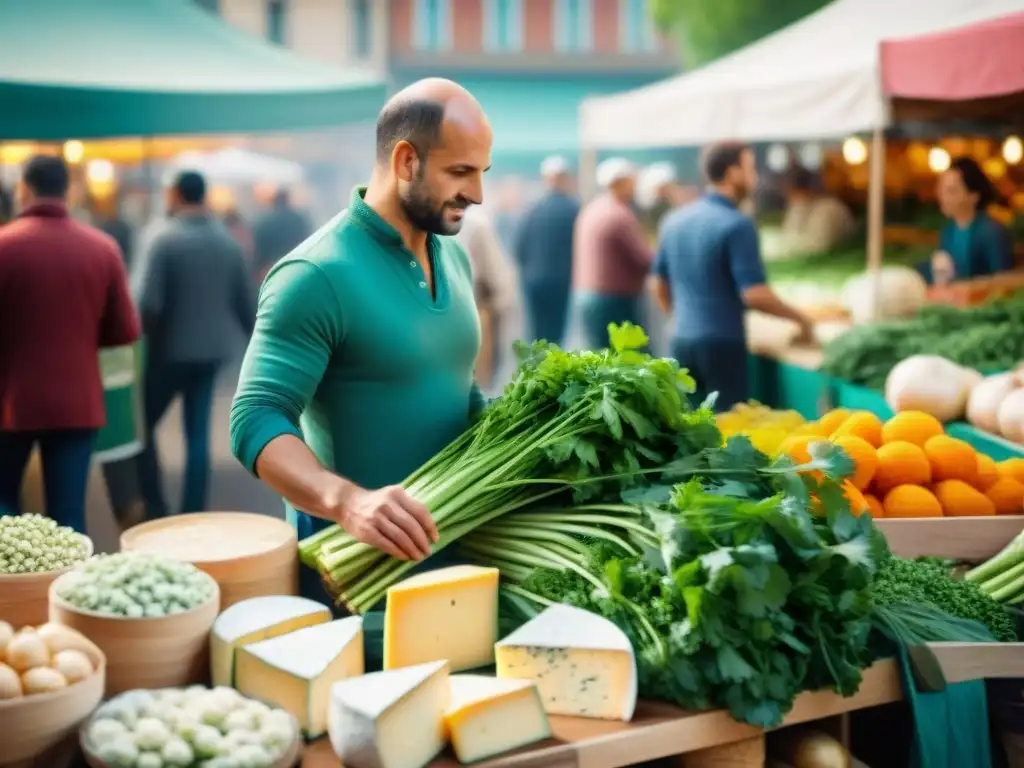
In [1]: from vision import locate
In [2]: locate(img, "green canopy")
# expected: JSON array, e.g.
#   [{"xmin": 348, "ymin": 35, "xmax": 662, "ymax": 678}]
[{"xmin": 0, "ymin": 0, "xmax": 386, "ymax": 140}]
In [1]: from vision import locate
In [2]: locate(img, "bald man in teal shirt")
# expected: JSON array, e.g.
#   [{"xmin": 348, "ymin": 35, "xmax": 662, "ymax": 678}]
[{"xmin": 229, "ymin": 79, "xmax": 492, "ymax": 669}]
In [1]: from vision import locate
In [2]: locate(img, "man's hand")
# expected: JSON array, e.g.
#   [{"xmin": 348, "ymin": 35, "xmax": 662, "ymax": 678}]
[
  {"xmin": 792, "ymin": 319, "xmax": 817, "ymax": 347},
  {"xmin": 932, "ymin": 251, "xmax": 955, "ymax": 286},
  {"xmin": 336, "ymin": 484, "xmax": 439, "ymax": 561}
]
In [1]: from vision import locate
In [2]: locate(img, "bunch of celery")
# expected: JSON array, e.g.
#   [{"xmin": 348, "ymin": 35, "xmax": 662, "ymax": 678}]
[
  {"xmin": 965, "ymin": 530, "xmax": 1024, "ymax": 605},
  {"xmin": 298, "ymin": 323, "xmax": 721, "ymax": 614}
]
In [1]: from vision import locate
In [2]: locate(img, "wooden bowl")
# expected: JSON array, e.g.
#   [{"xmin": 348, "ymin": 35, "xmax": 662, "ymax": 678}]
[
  {"xmin": 0, "ymin": 631, "xmax": 106, "ymax": 765},
  {"xmin": 121, "ymin": 512, "xmax": 298, "ymax": 610},
  {"xmin": 48, "ymin": 571, "xmax": 220, "ymax": 696},
  {"xmin": 79, "ymin": 689, "xmax": 303, "ymax": 768},
  {"xmin": 0, "ymin": 535, "xmax": 94, "ymax": 628}
]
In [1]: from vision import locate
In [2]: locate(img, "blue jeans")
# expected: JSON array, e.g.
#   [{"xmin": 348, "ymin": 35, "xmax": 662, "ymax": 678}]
[
  {"xmin": 574, "ymin": 291, "xmax": 644, "ymax": 350},
  {"xmin": 0, "ymin": 429, "xmax": 97, "ymax": 533},
  {"xmin": 522, "ymin": 281, "xmax": 570, "ymax": 346},
  {"xmin": 138, "ymin": 361, "xmax": 219, "ymax": 518}
]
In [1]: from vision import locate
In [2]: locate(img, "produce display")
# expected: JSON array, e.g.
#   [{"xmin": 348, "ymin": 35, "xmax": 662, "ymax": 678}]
[
  {"xmin": 715, "ymin": 401, "xmax": 805, "ymax": 456},
  {"xmin": 967, "ymin": 368, "xmax": 1024, "ymax": 444},
  {"xmin": 82, "ymin": 686, "xmax": 299, "ymax": 768},
  {"xmin": 884, "ymin": 355, "xmax": 981, "ymax": 423},
  {"xmin": 778, "ymin": 409, "xmax": 1024, "ymax": 517},
  {"xmin": 0, "ymin": 514, "xmax": 91, "ymax": 574},
  {"xmin": 55, "ymin": 552, "xmax": 218, "ymax": 618},
  {"xmin": 0, "ymin": 621, "xmax": 98, "ymax": 700},
  {"xmin": 822, "ymin": 293, "xmax": 1024, "ymax": 389},
  {"xmin": 967, "ymin": 527, "xmax": 1024, "ymax": 605}
]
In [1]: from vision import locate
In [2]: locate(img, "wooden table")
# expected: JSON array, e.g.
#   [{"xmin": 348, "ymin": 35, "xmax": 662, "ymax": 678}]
[{"xmin": 301, "ymin": 661, "xmax": 902, "ymax": 768}]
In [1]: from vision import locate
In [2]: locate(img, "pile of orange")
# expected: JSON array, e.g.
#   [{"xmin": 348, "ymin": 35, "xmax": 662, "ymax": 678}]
[{"xmin": 777, "ymin": 409, "xmax": 1024, "ymax": 519}]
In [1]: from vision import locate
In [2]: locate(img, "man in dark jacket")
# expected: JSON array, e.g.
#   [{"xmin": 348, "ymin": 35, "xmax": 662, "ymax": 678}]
[
  {"xmin": 252, "ymin": 188, "xmax": 313, "ymax": 283},
  {"xmin": 513, "ymin": 156, "xmax": 579, "ymax": 345},
  {"xmin": 136, "ymin": 171, "xmax": 257, "ymax": 518},
  {"xmin": 0, "ymin": 155, "xmax": 140, "ymax": 532}
]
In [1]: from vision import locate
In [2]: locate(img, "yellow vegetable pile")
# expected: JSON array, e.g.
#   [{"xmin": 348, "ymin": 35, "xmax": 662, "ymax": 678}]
[
  {"xmin": 0, "ymin": 620, "xmax": 97, "ymax": 701},
  {"xmin": 779, "ymin": 408, "xmax": 1024, "ymax": 519},
  {"xmin": 715, "ymin": 402, "xmax": 805, "ymax": 456}
]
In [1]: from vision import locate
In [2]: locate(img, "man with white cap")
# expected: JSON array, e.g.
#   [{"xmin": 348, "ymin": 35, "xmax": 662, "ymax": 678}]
[
  {"xmin": 512, "ymin": 155, "xmax": 579, "ymax": 345},
  {"xmin": 573, "ymin": 157, "xmax": 652, "ymax": 349}
]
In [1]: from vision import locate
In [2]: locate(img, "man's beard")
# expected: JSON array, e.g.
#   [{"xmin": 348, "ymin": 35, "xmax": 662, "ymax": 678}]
[{"xmin": 399, "ymin": 171, "xmax": 466, "ymax": 236}]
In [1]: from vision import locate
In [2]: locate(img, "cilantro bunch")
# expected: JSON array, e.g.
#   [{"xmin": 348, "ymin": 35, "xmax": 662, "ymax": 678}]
[{"xmin": 500, "ymin": 439, "xmax": 885, "ymax": 728}]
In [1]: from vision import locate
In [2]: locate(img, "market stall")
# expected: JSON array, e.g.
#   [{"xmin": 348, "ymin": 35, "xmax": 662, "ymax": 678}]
[{"xmin": 5, "ymin": 334, "xmax": 1024, "ymax": 768}]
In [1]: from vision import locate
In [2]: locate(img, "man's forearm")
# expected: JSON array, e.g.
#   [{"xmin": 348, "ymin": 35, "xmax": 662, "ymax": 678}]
[
  {"xmin": 253, "ymin": 434, "xmax": 353, "ymax": 524},
  {"xmin": 743, "ymin": 285, "xmax": 811, "ymax": 327}
]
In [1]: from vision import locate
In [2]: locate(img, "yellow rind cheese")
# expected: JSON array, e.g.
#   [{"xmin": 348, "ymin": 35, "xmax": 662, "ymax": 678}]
[
  {"xmin": 495, "ymin": 604, "xmax": 637, "ymax": 721},
  {"xmin": 328, "ymin": 660, "xmax": 450, "ymax": 768},
  {"xmin": 234, "ymin": 616, "xmax": 364, "ymax": 737},
  {"xmin": 209, "ymin": 595, "xmax": 331, "ymax": 687},
  {"xmin": 445, "ymin": 674, "xmax": 551, "ymax": 763},
  {"xmin": 383, "ymin": 565, "xmax": 499, "ymax": 672}
]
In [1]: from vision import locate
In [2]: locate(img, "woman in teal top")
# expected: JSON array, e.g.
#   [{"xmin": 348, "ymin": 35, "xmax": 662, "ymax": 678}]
[
  {"xmin": 229, "ymin": 79, "xmax": 493, "ymax": 670},
  {"xmin": 931, "ymin": 156, "xmax": 1013, "ymax": 284}
]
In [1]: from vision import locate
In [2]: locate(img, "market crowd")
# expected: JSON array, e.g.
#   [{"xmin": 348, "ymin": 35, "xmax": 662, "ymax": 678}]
[{"xmin": 0, "ymin": 78, "xmax": 1014, "ymax": 552}]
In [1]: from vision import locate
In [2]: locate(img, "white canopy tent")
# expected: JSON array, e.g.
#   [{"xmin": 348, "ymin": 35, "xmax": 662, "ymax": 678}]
[
  {"xmin": 168, "ymin": 147, "xmax": 304, "ymax": 186},
  {"xmin": 579, "ymin": 0, "xmax": 1024, "ymax": 149}
]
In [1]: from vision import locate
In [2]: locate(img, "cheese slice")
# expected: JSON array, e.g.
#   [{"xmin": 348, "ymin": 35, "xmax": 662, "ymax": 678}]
[
  {"xmin": 328, "ymin": 660, "xmax": 450, "ymax": 768},
  {"xmin": 210, "ymin": 595, "xmax": 331, "ymax": 687},
  {"xmin": 383, "ymin": 565, "xmax": 499, "ymax": 672},
  {"xmin": 495, "ymin": 604, "xmax": 637, "ymax": 721},
  {"xmin": 445, "ymin": 675, "xmax": 551, "ymax": 763},
  {"xmin": 234, "ymin": 617, "xmax": 364, "ymax": 737}
]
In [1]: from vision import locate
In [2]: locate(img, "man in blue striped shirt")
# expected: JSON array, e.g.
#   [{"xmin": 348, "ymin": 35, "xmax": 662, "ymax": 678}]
[{"xmin": 650, "ymin": 143, "xmax": 814, "ymax": 409}]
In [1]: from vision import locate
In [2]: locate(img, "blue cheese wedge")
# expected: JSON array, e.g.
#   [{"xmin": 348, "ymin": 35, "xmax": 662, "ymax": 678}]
[{"xmin": 495, "ymin": 604, "xmax": 637, "ymax": 721}]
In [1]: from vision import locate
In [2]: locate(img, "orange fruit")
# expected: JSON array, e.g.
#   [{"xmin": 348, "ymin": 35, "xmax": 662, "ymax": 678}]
[
  {"xmin": 863, "ymin": 494, "xmax": 884, "ymax": 518},
  {"xmin": 833, "ymin": 435, "xmax": 878, "ymax": 490},
  {"xmin": 974, "ymin": 454, "xmax": 1001, "ymax": 491},
  {"xmin": 881, "ymin": 411, "xmax": 944, "ymax": 447},
  {"xmin": 842, "ymin": 482, "xmax": 871, "ymax": 517},
  {"xmin": 831, "ymin": 411, "xmax": 884, "ymax": 447},
  {"xmin": 817, "ymin": 409, "xmax": 851, "ymax": 435},
  {"xmin": 985, "ymin": 476, "xmax": 1024, "ymax": 515},
  {"xmin": 873, "ymin": 441, "xmax": 932, "ymax": 496},
  {"xmin": 998, "ymin": 458, "xmax": 1024, "ymax": 485},
  {"xmin": 933, "ymin": 479, "xmax": 996, "ymax": 517},
  {"xmin": 777, "ymin": 435, "xmax": 829, "ymax": 466},
  {"xmin": 924, "ymin": 435, "xmax": 978, "ymax": 484},
  {"xmin": 883, "ymin": 485, "xmax": 943, "ymax": 518}
]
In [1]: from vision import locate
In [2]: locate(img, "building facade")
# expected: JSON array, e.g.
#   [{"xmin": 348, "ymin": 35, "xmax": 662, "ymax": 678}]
[{"xmin": 207, "ymin": 0, "xmax": 679, "ymax": 175}]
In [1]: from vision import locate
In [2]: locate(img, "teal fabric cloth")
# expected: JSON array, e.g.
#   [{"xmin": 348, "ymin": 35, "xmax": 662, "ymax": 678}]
[
  {"xmin": 895, "ymin": 645, "xmax": 993, "ymax": 768},
  {"xmin": 230, "ymin": 187, "xmax": 487, "ymax": 666},
  {"xmin": 940, "ymin": 211, "xmax": 1014, "ymax": 281}
]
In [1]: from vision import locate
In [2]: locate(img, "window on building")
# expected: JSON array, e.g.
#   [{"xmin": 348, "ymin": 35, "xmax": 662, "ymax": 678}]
[
  {"xmin": 266, "ymin": 0, "xmax": 286, "ymax": 45},
  {"xmin": 620, "ymin": 0, "xmax": 658, "ymax": 52},
  {"xmin": 412, "ymin": 0, "xmax": 453, "ymax": 52},
  {"xmin": 351, "ymin": 0, "xmax": 372, "ymax": 59},
  {"xmin": 192, "ymin": 0, "xmax": 219, "ymax": 14},
  {"xmin": 553, "ymin": 0, "xmax": 593, "ymax": 52},
  {"xmin": 483, "ymin": 0, "xmax": 524, "ymax": 52}
]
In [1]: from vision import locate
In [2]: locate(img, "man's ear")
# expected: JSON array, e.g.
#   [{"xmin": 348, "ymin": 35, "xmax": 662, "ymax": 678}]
[{"xmin": 392, "ymin": 141, "xmax": 419, "ymax": 183}]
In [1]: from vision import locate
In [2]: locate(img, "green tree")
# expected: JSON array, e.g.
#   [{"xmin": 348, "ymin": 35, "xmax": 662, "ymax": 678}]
[{"xmin": 651, "ymin": 0, "xmax": 830, "ymax": 69}]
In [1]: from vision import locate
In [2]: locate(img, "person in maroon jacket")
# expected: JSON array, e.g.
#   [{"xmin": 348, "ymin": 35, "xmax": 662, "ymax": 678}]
[{"xmin": 0, "ymin": 155, "xmax": 141, "ymax": 533}]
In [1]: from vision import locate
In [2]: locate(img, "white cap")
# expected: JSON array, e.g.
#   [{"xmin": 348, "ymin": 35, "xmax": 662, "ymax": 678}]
[
  {"xmin": 539, "ymin": 155, "xmax": 570, "ymax": 178},
  {"xmin": 595, "ymin": 157, "xmax": 636, "ymax": 189},
  {"xmin": 635, "ymin": 162, "xmax": 678, "ymax": 209}
]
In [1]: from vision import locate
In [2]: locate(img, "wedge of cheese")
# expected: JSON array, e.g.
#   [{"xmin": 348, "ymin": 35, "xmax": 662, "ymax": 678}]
[
  {"xmin": 328, "ymin": 660, "xmax": 450, "ymax": 768},
  {"xmin": 383, "ymin": 565, "xmax": 499, "ymax": 672},
  {"xmin": 234, "ymin": 616, "xmax": 363, "ymax": 737},
  {"xmin": 445, "ymin": 675, "xmax": 551, "ymax": 763},
  {"xmin": 495, "ymin": 603, "xmax": 637, "ymax": 721},
  {"xmin": 210, "ymin": 595, "xmax": 331, "ymax": 687}
]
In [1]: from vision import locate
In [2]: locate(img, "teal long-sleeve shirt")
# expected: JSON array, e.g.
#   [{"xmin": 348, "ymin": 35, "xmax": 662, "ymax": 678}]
[{"xmin": 229, "ymin": 188, "xmax": 486, "ymax": 548}]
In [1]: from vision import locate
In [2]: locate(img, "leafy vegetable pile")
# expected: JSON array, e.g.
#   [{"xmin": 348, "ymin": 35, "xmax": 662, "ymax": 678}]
[
  {"xmin": 479, "ymin": 441, "xmax": 881, "ymax": 728},
  {"xmin": 765, "ymin": 244, "xmax": 928, "ymax": 290},
  {"xmin": 822, "ymin": 293, "xmax": 1024, "ymax": 388},
  {"xmin": 871, "ymin": 556, "xmax": 1016, "ymax": 642},
  {"xmin": 300, "ymin": 324, "xmax": 716, "ymax": 613}
]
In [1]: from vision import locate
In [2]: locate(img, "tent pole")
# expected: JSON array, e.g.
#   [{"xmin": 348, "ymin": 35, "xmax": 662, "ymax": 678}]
[{"xmin": 866, "ymin": 126, "xmax": 886, "ymax": 321}]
